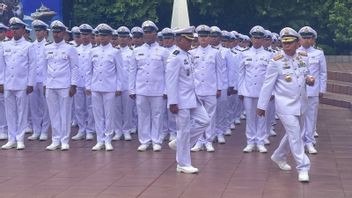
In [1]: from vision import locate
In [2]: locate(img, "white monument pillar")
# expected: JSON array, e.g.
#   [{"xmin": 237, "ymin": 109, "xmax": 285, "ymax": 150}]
[{"xmin": 171, "ymin": 0, "xmax": 190, "ymax": 29}]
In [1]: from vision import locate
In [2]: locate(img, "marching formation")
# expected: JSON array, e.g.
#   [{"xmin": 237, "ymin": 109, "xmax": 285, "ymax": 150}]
[{"xmin": 0, "ymin": 17, "xmax": 327, "ymax": 182}]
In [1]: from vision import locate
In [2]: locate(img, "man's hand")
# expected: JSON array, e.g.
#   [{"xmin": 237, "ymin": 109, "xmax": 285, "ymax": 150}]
[
  {"xmin": 85, "ymin": 89, "xmax": 91, "ymax": 96},
  {"xmin": 319, "ymin": 93, "xmax": 324, "ymax": 99},
  {"xmin": 43, "ymin": 86, "xmax": 46, "ymax": 96},
  {"xmin": 115, "ymin": 91, "xmax": 121, "ymax": 96},
  {"xmin": 0, "ymin": 84, "xmax": 4, "ymax": 94},
  {"xmin": 306, "ymin": 76, "xmax": 315, "ymax": 86},
  {"xmin": 169, "ymin": 104, "xmax": 179, "ymax": 114},
  {"xmin": 129, "ymin": 94, "xmax": 136, "ymax": 100},
  {"xmin": 26, "ymin": 86, "xmax": 33, "ymax": 94},
  {"xmin": 239, "ymin": 95, "xmax": 244, "ymax": 101},
  {"xmin": 163, "ymin": 94, "xmax": 167, "ymax": 100},
  {"xmin": 69, "ymin": 85, "xmax": 77, "ymax": 97},
  {"xmin": 270, "ymin": 95, "xmax": 275, "ymax": 101},
  {"xmin": 256, "ymin": 108, "xmax": 265, "ymax": 117},
  {"xmin": 216, "ymin": 90, "xmax": 221, "ymax": 98}
]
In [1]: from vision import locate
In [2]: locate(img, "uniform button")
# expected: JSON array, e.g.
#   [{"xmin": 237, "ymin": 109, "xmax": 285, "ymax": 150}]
[
  {"xmin": 254, "ymin": 75, "xmax": 257, "ymax": 77},
  {"xmin": 147, "ymin": 72, "xmax": 149, "ymax": 74},
  {"xmin": 254, "ymin": 83, "xmax": 257, "ymax": 85}
]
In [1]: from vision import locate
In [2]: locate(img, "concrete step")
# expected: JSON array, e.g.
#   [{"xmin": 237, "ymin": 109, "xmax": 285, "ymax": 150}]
[
  {"xmin": 327, "ymin": 80, "xmax": 352, "ymax": 95},
  {"xmin": 328, "ymin": 70, "xmax": 352, "ymax": 83},
  {"xmin": 320, "ymin": 92, "xmax": 352, "ymax": 109}
]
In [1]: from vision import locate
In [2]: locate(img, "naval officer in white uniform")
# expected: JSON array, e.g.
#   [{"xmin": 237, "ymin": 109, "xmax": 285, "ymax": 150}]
[
  {"xmin": 166, "ymin": 26, "xmax": 210, "ymax": 174},
  {"xmin": 257, "ymin": 27, "xmax": 314, "ymax": 182}
]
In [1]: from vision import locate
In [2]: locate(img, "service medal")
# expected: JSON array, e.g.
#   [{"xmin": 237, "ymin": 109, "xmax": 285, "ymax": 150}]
[{"xmin": 285, "ymin": 75, "xmax": 292, "ymax": 82}]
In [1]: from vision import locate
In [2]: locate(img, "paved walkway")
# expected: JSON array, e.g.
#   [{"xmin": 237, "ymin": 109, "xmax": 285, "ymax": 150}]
[{"xmin": 0, "ymin": 105, "xmax": 351, "ymax": 198}]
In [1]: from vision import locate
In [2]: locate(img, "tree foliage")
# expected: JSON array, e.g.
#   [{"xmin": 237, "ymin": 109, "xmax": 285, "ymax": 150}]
[{"xmin": 71, "ymin": 0, "xmax": 352, "ymax": 54}]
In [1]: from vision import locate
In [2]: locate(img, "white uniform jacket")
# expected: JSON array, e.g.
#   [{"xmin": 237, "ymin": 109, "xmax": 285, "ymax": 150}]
[
  {"xmin": 257, "ymin": 52, "xmax": 310, "ymax": 116},
  {"xmin": 129, "ymin": 42, "xmax": 169, "ymax": 96},
  {"xmin": 0, "ymin": 37, "xmax": 36, "ymax": 90},
  {"xmin": 43, "ymin": 40, "xmax": 79, "ymax": 89},
  {"xmin": 76, "ymin": 43, "xmax": 93, "ymax": 88},
  {"xmin": 298, "ymin": 46, "xmax": 327, "ymax": 97},
  {"xmin": 86, "ymin": 43, "xmax": 123, "ymax": 92},
  {"xmin": 190, "ymin": 45, "xmax": 222, "ymax": 96},
  {"xmin": 238, "ymin": 46, "xmax": 271, "ymax": 97},
  {"xmin": 165, "ymin": 48, "xmax": 197, "ymax": 109},
  {"xmin": 119, "ymin": 46, "xmax": 133, "ymax": 92},
  {"xmin": 32, "ymin": 39, "xmax": 48, "ymax": 83}
]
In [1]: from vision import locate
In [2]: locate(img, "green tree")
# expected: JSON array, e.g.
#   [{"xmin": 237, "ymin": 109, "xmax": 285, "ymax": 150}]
[
  {"xmin": 71, "ymin": 0, "xmax": 351, "ymax": 54},
  {"xmin": 328, "ymin": 0, "xmax": 352, "ymax": 54}
]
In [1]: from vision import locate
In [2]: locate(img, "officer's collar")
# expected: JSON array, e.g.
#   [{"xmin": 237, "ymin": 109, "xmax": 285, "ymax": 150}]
[
  {"xmin": 100, "ymin": 42, "xmax": 112, "ymax": 49},
  {"xmin": 36, "ymin": 38, "xmax": 46, "ymax": 44},
  {"xmin": 54, "ymin": 40, "xmax": 65, "ymax": 46},
  {"xmin": 283, "ymin": 51, "xmax": 298, "ymax": 59},
  {"xmin": 299, "ymin": 45, "xmax": 313, "ymax": 52},
  {"xmin": 251, "ymin": 46, "xmax": 264, "ymax": 51},
  {"xmin": 199, "ymin": 44, "xmax": 210, "ymax": 50},
  {"xmin": 12, "ymin": 36, "xmax": 25, "ymax": 43},
  {"xmin": 212, "ymin": 44, "xmax": 221, "ymax": 49},
  {"xmin": 144, "ymin": 42, "xmax": 157, "ymax": 47},
  {"xmin": 81, "ymin": 43, "xmax": 92, "ymax": 48}
]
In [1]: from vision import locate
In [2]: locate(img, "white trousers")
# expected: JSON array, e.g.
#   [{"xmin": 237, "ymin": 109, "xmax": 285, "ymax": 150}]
[
  {"xmin": 92, "ymin": 91, "xmax": 116, "ymax": 144},
  {"xmin": 0, "ymin": 93, "xmax": 7, "ymax": 133},
  {"xmin": 227, "ymin": 94, "xmax": 236, "ymax": 125},
  {"xmin": 74, "ymin": 87, "xmax": 95, "ymax": 134},
  {"xmin": 272, "ymin": 114, "xmax": 310, "ymax": 172},
  {"xmin": 46, "ymin": 88, "xmax": 73, "ymax": 144},
  {"xmin": 215, "ymin": 92, "xmax": 228, "ymax": 136},
  {"xmin": 4, "ymin": 90, "xmax": 29, "ymax": 142},
  {"xmin": 136, "ymin": 95, "xmax": 164, "ymax": 145},
  {"xmin": 234, "ymin": 95, "xmax": 244, "ymax": 119},
  {"xmin": 266, "ymin": 99, "xmax": 275, "ymax": 137},
  {"xmin": 302, "ymin": 96, "xmax": 319, "ymax": 145},
  {"xmin": 176, "ymin": 102, "xmax": 210, "ymax": 166},
  {"xmin": 131, "ymin": 101, "xmax": 138, "ymax": 131},
  {"xmin": 163, "ymin": 102, "xmax": 177, "ymax": 135},
  {"xmin": 114, "ymin": 91, "xmax": 134, "ymax": 135},
  {"xmin": 197, "ymin": 95, "xmax": 217, "ymax": 144},
  {"xmin": 243, "ymin": 97, "xmax": 266, "ymax": 145},
  {"xmin": 29, "ymin": 82, "xmax": 50, "ymax": 136}
]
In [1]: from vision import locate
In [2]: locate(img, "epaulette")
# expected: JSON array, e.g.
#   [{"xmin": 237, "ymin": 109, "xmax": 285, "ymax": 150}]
[
  {"xmin": 45, "ymin": 41, "xmax": 53, "ymax": 46},
  {"xmin": 230, "ymin": 49, "xmax": 237, "ymax": 54},
  {"xmin": 298, "ymin": 51, "xmax": 307, "ymax": 57},
  {"xmin": 264, "ymin": 48, "xmax": 272, "ymax": 52},
  {"xmin": 115, "ymin": 46, "xmax": 120, "ymax": 49},
  {"xmin": 92, "ymin": 44, "xmax": 98, "ymax": 48},
  {"xmin": 211, "ymin": 46, "xmax": 220, "ymax": 50},
  {"xmin": 129, "ymin": 46, "xmax": 134, "ymax": 50},
  {"xmin": 66, "ymin": 41, "xmax": 73, "ymax": 45},
  {"xmin": 172, "ymin": 50, "xmax": 180, "ymax": 55},
  {"xmin": 273, "ymin": 54, "xmax": 284, "ymax": 61},
  {"xmin": 314, "ymin": 46, "xmax": 323, "ymax": 51}
]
